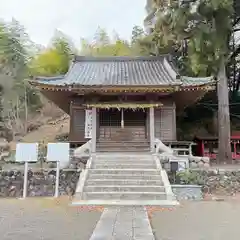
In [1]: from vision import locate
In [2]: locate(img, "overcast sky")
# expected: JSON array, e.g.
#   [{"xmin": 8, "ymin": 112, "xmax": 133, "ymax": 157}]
[{"xmin": 0, "ymin": 0, "xmax": 146, "ymax": 46}]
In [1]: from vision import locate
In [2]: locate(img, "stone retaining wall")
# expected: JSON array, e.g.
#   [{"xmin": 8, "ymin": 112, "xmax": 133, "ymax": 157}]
[
  {"xmin": 172, "ymin": 185, "xmax": 203, "ymax": 200},
  {"xmin": 169, "ymin": 169, "xmax": 240, "ymax": 196},
  {"xmin": 0, "ymin": 169, "xmax": 80, "ymax": 198},
  {"xmin": 189, "ymin": 156, "xmax": 210, "ymax": 169}
]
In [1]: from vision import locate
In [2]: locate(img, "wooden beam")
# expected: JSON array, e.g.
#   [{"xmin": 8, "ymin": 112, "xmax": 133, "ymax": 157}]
[{"xmin": 91, "ymin": 108, "xmax": 97, "ymax": 153}]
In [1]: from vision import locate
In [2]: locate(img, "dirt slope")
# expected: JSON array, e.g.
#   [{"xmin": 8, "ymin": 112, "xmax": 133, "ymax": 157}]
[
  {"xmin": 22, "ymin": 115, "xmax": 70, "ymax": 143},
  {"xmin": 9, "ymin": 115, "xmax": 70, "ymax": 150}
]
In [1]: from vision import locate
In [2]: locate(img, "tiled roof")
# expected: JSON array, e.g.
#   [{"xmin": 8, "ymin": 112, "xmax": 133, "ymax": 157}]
[
  {"xmin": 32, "ymin": 56, "xmax": 215, "ymax": 88},
  {"xmin": 33, "ymin": 55, "xmax": 181, "ymax": 86}
]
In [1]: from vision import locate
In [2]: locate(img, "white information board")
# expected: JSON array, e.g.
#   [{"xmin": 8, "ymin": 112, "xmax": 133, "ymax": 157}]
[
  {"xmin": 46, "ymin": 143, "xmax": 70, "ymax": 163},
  {"xmin": 46, "ymin": 143, "xmax": 70, "ymax": 198},
  {"xmin": 84, "ymin": 109, "xmax": 92, "ymax": 138},
  {"xmin": 15, "ymin": 143, "xmax": 38, "ymax": 163},
  {"xmin": 15, "ymin": 143, "xmax": 39, "ymax": 198}
]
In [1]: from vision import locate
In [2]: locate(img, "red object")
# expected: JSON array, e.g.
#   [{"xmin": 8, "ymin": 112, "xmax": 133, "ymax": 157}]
[{"xmin": 194, "ymin": 134, "xmax": 240, "ymax": 160}]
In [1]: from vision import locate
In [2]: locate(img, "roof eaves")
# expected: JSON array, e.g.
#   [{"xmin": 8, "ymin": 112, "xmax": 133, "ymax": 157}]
[
  {"xmin": 35, "ymin": 75, "xmax": 65, "ymax": 82},
  {"xmin": 180, "ymin": 76, "xmax": 216, "ymax": 86}
]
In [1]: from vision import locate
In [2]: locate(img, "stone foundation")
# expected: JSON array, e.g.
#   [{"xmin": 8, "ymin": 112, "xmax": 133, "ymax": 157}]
[
  {"xmin": 0, "ymin": 169, "xmax": 80, "ymax": 198},
  {"xmin": 169, "ymin": 169, "xmax": 240, "ymax": 196},
  {"xmin": 189, "ymin": 156, "xmax": 210, "ymax": 169}
]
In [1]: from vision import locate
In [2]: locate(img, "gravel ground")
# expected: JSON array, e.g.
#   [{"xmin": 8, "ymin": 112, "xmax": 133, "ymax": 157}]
[
  {"xmin": 0, "ymin": 198, "xmax": 101, "ymax": 240},
  {"xmin": 151, "ymin": 201, "xmax": 240, "ymax": 240}
]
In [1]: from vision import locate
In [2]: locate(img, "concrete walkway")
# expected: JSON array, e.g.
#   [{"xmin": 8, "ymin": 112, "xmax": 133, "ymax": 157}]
[{"xmin": 90, "ymin": 206, "xmax": 155, "ymax": 240}]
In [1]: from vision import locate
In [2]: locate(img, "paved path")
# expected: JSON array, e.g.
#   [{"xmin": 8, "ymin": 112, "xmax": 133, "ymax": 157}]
[
  {"xmin": 0, "ymin": 198, "xmax": 101, "ymax": 240},
  {"xmin": 90, "ymin": 207, "xmax": 154, "ymax": 240},
  {"xmin": 151, "ymin": 201, "xmax": 240, "ymax": 240}
]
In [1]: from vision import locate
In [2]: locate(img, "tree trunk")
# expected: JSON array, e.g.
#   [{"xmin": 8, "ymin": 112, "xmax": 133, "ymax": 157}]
[
  {"xmin": 212, "ymin": 111, "xmax": 218, "ymax": 135},
  {"xmin": 217, "ymin": 57, "xmax": 232, "ymax": 163}
]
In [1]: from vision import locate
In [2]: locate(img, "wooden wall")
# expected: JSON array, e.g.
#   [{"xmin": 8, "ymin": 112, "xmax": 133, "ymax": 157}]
[
  {"xmin": 69, "ymin": 104, "xmax": 86, "ymax": 143},
  {"xmin": 69, "ymin": 97, "xmax": 177, "ymax": 144},
  {"xmin": 154, "ymin": 99, "xmax": 177, "ymax": 141}
]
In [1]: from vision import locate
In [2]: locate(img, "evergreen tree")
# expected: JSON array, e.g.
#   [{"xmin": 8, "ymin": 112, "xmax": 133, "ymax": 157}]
[{"xmin": 153, "ymin": 0, "xmax": 233, "ymax": 163}]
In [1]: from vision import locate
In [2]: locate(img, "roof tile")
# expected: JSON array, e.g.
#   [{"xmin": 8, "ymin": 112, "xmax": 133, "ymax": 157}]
[
  {"xmin": 32, "ymin": 56, "xmax": 215, "ymax": 88},
  {"xmin": 35, "ymin": 56, "xmax": 180, "ymax": 86}
]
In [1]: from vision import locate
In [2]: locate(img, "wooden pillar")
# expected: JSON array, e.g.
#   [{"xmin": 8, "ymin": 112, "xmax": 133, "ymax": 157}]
[
  {"xmin": 172, "ymin": 102, "xmax": 177, "ymax": 140},
  {"xmin": 149, "ymin": 107, "xmax": 155, "ymax": 153},
  {"xmin": 91, "ymin": 107, "xmax": 97, "ymax": 153},
  {"xmin": 121, "ymin": 108, "xmax": 124, "ymax": 128},
  {"xmin": 233, "ymin": 141, "xmax": 237, "ymax": 159}
]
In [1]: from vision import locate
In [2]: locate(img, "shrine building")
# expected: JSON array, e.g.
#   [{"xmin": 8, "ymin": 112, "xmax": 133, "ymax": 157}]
[{"xmin": 29, "ymin": 55, "xmax": 215, "ymax": 152}]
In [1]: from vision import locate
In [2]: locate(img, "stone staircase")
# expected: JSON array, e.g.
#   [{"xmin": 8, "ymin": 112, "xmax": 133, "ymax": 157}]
[
  {"xmin": 96, "ymin": 140, "xmax": 150, "ymax": 152},
  {"xmin": 72, "ymin": 152, "xmax": 178, "ymax": 206}
]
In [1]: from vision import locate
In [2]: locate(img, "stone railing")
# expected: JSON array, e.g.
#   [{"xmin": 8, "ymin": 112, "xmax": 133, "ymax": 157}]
[
  {"xmin": 155, "ymin": 138, "xmax": 210, "ymax": 170},
  {"xmin": 74, "ymin": 140, "xmax": 91, "ymax": 158},
  {"xmin": 153, "ymin": 141, "xmax": 177, "ymax": 201}
]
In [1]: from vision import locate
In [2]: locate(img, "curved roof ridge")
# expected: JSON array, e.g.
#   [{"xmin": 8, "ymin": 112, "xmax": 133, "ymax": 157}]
[{"xmin": 73, "ymin": 55, "xmax": 172, "ymax": 62}]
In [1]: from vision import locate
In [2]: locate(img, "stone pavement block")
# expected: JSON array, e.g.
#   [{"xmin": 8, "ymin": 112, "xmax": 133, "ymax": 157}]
[
  {"xmin": 91, "ymin": 234, "xmax": 113, "ymax": 240},
  {"xmin": 114, "ymin": 223, "xmax": 132, "ymax": 231},
  {"xmin": 133, "ymin": 236, "xmax": 155, "ymax": 240},
  {"xmin": 132, "ymin": 219, "xmax": 150, "ymax": 228},
  {"xmin": 133, "ymin": 230, "xmax": 155, "ymax": 239},
  {"xmin": 90, "ymin": 208, "xmax": 117, "ymax": 240},
  {"xmin": 90, "ymin": 206, "xmax": 155, "ymax": 240},
  {"xmin": 112, "ymin": 231, "xmax": 133, "ymax": 239},
  {"xmin": 112, "ymin": 236, "xmax": 132, "ymax": 240}
]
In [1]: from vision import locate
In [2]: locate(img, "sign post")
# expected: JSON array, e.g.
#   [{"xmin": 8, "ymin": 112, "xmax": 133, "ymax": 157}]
[
  {"xmin": 55, "ymin": 161, "xmax": 60, "ymax": 198},
  {"xmin": 15, "ymin": 143, "xmax": 38, "ymax": 199},
  {"xmin": 23, "ymin": 161, "xmax": 28, "ymax": 199},
  {"xmin": 46, "ymin": 143, "xmax": 70, "ymax": 198}
]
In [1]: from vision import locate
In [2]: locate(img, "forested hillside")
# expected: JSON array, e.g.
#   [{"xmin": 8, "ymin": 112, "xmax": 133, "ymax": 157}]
[{"xmin": 0, "ymin": 23, "xmax": 149, "ymax": 144}]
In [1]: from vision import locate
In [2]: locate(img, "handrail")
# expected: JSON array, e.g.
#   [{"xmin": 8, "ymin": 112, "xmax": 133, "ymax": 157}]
[
  {"xmin": 154, "ymin": 138, "xmax": 173, "ymax": 154},
  {"xmin": 74, "ymin": 140, "xmax": 92, "ymax": 158},
  {"xmin": 75, "ymin": 168, "xmax": 89, "ymax": 198},
  {"xmin": 160, "ymin": 169, "xmax": 175, "ymax": 201}
]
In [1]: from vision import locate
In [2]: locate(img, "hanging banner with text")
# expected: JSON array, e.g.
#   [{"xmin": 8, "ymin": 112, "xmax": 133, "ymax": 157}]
[{"xmin": 84, "ymin": 109, "xmax": 92, "ymax": 138}]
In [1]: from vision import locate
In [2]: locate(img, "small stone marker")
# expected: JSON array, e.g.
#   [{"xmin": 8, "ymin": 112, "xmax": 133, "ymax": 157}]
[
  {"xmin": 46, "ymin": 143, "xmax": 70, "ymax": 197},
  {"xmin": 15, "ymin": 143, "xmax": 39, "ymax": 199}
]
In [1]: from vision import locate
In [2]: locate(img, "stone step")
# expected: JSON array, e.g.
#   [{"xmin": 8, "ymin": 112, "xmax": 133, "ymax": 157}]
[
  {"xmin": 92, "ymin": 160, "xmax": 155, "ymax": 165},
  {"xmin": 95, "ymin": 153, "xmax": 152, "ymax": 157},
  {"xmin": 81, "ymin": 192, "xmax": 167, "ymax": 200},
  {"xmin": 71, "ymin": 199, "xmax": 180, "ymax": 207},
  {"xmin": 88, "ymin": 174, "xmax": 162, "ymax": 180},
  {"xmin": 94, "ymin": 156, "xmax": 153, "ymax": 161},
  {"xmin": 86, "ymin": 179, "xmax": 163, "ymax": 185},
  {"xmin": 97, "ymin": 142, "xmax": 150, "ymax": 146},
  {"xmin": 95, "ymin": 154, "xmax": 153, "ymax": 158},
  {"xmin": 97, "ymin": 138, "xmax": 150, "ymax": 144},
  {"xmin": 93, "ymin": 158, "xmax": 155, "ymax": 162},
  {"xmin": 96, "ymin": 148, "xmax": 150, "ymax": 152},
  {"xmin": 83, "ymin": 185, "xmax": 165, "ymax": 192},
  {"xmin": 92, "ymin": 163, "xmax": 156, "ymax": 169},
  {"xmin": 94, "ymin": 156, "xmax": 154, "ymax": 161},
  {"xmin": 88, "ymin": 169, "xmax": 160, "ymax": 175},
  {"xmin": 92, "ymin": 160, "xmax": 156, "ymax": 166},
  {"xmin": 96, "ymin": 146, "xmax": 150, "ymax": 150},
  {"xmin": 97, "ymin": 141, "xmax": 150, "ymax": 144}
]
